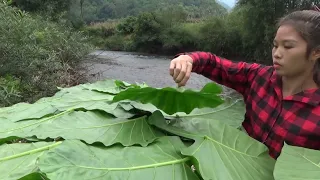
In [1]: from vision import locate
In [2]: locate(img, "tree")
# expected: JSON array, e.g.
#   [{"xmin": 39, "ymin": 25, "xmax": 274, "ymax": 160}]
[{"xmin": 9, "ymin": 0, "xmax": 71, "ymax": 21}]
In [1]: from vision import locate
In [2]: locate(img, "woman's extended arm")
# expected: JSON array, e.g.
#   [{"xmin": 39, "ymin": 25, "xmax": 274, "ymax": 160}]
[{"xmin": 170, "ymin": 51, "xmax": 267, "ymax": 96}]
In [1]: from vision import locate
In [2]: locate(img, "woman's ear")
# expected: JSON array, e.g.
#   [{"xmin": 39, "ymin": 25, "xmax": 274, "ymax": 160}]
[{"xmin": 311, "ymin": 48, "xmax": 320, "ymax": 62}]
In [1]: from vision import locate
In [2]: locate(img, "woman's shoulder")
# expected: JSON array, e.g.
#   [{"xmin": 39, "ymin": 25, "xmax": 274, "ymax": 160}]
[{"xmin": 248, "ymin": 64, "xmax": 276, "ymax": 83}]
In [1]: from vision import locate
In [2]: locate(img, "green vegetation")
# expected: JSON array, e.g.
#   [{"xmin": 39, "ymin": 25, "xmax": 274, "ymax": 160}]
[
  {"xmin": 0, "ymin": 2, "xmax": 93, "ymax": 107},
  {"xmin": 7, "ymin": 0, "xmax": 70, "ymax": 22},
  {"xmin": 83, "ymin": 0, "xmax": 320, "ymax": 62},
  {"xmin": 0, "ymin": 79, "xmax": 319, "ymax": 179},
  {"xmin": 68, "ymin": 0, "xmax": 227, "ymax": 23},
  {"xmin": 80, "ymin": 0, "xmax": 230, "ymax": 54}
]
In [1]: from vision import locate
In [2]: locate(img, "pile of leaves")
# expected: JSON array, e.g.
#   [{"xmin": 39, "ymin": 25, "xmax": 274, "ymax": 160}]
[{"xmin": 0, "ymin": 79, "xmax": 318, "ymax": 180}]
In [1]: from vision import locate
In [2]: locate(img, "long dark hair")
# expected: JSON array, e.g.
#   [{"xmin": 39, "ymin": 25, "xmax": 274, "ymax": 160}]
[{"xmin": 276, "ymin": 6, "xmax": 320, "ymax": 85}]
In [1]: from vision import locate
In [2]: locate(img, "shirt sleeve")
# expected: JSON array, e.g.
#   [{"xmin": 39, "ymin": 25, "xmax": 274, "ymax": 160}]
[{"xmin": 180, "ymin": 51, "xmax": 266, "ymax": 96}]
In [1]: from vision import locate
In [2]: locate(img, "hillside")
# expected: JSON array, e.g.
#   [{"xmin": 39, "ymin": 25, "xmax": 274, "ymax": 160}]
[
  {"xmin": 217, "ymin": 0, "xmax": 232, "ymax": 11},
  {"xmin": 69, "ymin": 0, "xmax": 228, "ymax": 23}
]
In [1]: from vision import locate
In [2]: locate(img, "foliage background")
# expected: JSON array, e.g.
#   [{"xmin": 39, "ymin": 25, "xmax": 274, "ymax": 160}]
[
  {"xmin": 1, "ymin": 0, "xmax": 320, "ymax": 107},
  {"xmin": 0, "ymin": 1, "xmax": 93, "ymax": 107},
  {"xmin": 79, "ymin": 0, "xmax": 320, "ymax": 62}
]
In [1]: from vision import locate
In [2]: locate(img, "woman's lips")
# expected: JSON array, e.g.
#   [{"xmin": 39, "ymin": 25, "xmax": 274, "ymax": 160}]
[{"xmin": 273, "ymin": 62, "xmax": 281, "ymax": 69}]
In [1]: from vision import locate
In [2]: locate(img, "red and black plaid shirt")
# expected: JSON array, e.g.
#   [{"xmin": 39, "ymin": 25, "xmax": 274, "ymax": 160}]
[{"xmin": 183, "ymin": 51, "xmax": 320, "ymax": 159}]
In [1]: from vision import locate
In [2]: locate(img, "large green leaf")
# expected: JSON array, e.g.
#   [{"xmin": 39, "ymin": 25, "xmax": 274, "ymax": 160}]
[
  {"xmin": 0, "ymin": 141, "xmax": 61, "ymax": 180},
  {"xmin": 0, "ymin": 84, "xmax": 133, "ymax": 122},
  {"xmin": 53, "ymin": 79, "xmax": 122, "ymax": 95},
  {"xmin": 130, "ymin": 98, "xmax": 245, "ymax": 129},
  {"xmin": 0, "ymin": 110, "xmax": 161, "ymax": 147},
  {"xmin": 38, "ymin": 137, "xmax": 200, "ymax": 180},
  {"xmin": 0, "ymin": 102, "xmax": 58, "ymax": 122},
  {"xmin": 114, "ymin": 79, "xmax": 149, "ymax": 89},
  {"xmin": 112, "ymin": 82, "xmax": 224, "ymax": 115},
  {"xmin": 67, "ymin": 79, "xmax": 147, "ymax": 94},
  {"xmin": 51, "ymin": 89, "xmax": 135, "ymax": 118},
  {"xmin": 167, "ymin": 98, "xmax": 245, "ymax": 129},
  {"xmin": 274, "ymin": 143, "xmax": 320, "ymax": 180},
  {"xmin": 80, "ymin": 79, "xmax": 123, "ymax": 94},
  {"xmin": 149, "ymin": 111, "xmax": 276, "ymax": 180},
  {"xmin": 51, "ymin": 96, "xmax": 134, "ymax": 119}
]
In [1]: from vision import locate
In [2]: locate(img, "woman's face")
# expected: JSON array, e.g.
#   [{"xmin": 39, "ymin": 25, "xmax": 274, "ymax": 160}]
[{"xmin": 272, "ymin": 24, "xmax": 314, "ymax": 77}]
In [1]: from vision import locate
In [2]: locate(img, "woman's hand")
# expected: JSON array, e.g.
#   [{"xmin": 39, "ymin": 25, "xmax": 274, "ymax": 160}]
[{"xmin": 169, "ymin": 55, "xmax": 193, "ymax": 87}]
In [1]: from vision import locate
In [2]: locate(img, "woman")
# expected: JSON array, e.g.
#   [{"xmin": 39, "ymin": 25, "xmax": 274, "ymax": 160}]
[{"xmin": 169, "ymin": 8, "xmax": 320, "ymax": 159}]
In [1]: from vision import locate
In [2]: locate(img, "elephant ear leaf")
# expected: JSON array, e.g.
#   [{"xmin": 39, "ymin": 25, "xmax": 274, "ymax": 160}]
[
  {"xmin": 0, "ymin": 141, "xmax": 61, "ymax": 180},
  {"xmin": 112, "ymin": 82, "xmax": 224, "ymax": 115},
  {"xmin": 38, "ymin": 137, "xmax": 200, "ymax": 180},
  {"xmin": 274, "ymin": 143, "xmax": 320, "ymax": 180},
  {"xmin": 148, "ymin": 111, "xmax": 276, "ymax": 180}
]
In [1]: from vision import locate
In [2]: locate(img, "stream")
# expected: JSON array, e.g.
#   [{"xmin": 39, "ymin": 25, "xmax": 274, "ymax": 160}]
[{"xmin": 83, "ymin": 50, "xmax": 213, "ymax": 90}]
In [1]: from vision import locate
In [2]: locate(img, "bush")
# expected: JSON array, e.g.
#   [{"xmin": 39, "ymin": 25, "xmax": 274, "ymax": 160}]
[
  {"xmin": 160, "ymin": 23, "xmax": 201, "ymax": 53},
  {"xmin": 103, "ymin": 35, "xmax": 127, "ymax": 51},
  {"xmin": 82, "ymin": 20, "xmax": 119, "ymax": 48},
  {"xmin": 0, "ymin": 3, "xmax": 93, "ymax": 106},
  {"xmin": 84, "ymin": 20, "xmax": 118, "ymax": 37},
  {"xmin": 0, "ymin": 75, "xmax": 22, "ymax": 107},
  {"xmin": 88, "ymin": 9, "xmax": 246, "ymax": 57},
  {"xmin": 197, "ymin": 15, "xmax": 244, "ymax": 58},
  {"xmin": 116, "ymin": 16, "xmax": 138, "ymax": 35},
  {"xmin": 131, "ymin": 12, "xmax": 163, "ymax": 53}
]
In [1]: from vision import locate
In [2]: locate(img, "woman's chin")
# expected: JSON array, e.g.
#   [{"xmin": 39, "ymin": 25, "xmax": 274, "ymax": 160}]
[{"xmin": 274, "ymin": 69, "xmax": 285, "ymax": 76}]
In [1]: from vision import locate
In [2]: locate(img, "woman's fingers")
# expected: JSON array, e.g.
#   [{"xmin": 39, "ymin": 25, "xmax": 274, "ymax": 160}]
[
  {"xmin": 169, "ymin": 60, "xmax": 176, "ymax": 76},
  {"xmin": 175, "ymin": 61, "xmax": 187, "ymax": 83},
  {"xmin": 173, "ymin": 61, "xmax": 181, "ymax": 80},
  {"xmin": 178, "ymin": 62, "xmax": 192, "ymax": 87}
]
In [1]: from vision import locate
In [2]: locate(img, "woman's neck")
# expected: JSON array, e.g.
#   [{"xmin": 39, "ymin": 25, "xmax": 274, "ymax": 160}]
[{"xmin": 281, "ymin": 73, "xmax": 318, "ymax": 97}]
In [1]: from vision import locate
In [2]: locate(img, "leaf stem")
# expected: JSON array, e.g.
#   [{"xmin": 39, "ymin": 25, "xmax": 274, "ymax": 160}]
[
  {"xmin": 0, "ymin": 141, "xmax": 62, "ymax": 162},
  {"xmin": 176, "ymin": 86, "xmax": 185, "ymax": 93},
  {"xmin": 76, "ymin": 157, "xmax": 191, "ymax": 171}
]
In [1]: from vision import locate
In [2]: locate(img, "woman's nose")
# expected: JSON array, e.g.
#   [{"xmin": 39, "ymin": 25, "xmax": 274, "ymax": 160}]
[{"xmin": 273, "ymin": 49, "xmax": 282, "ymax": 59}]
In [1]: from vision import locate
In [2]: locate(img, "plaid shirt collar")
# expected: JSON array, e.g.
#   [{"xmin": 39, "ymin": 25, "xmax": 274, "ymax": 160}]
[{"xmin": 270, "ymin": 72, "xmax": 320, "ymax": 106}]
